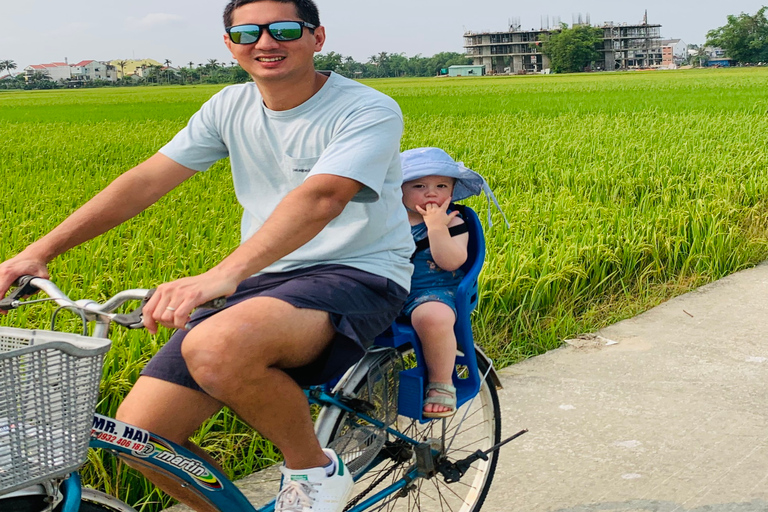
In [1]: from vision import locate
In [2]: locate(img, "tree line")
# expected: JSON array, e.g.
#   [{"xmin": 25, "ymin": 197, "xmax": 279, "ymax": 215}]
[
  {"xmin": 313, "ymin": 51, "xmax": 471, "ymax": 78},
  {"xmin": 0, "ymin": 52, "xmax": 470, "ymax": 90},
  {"xmin": 0, "ymin": 59, "xmax": 252, "ymax": 90}
]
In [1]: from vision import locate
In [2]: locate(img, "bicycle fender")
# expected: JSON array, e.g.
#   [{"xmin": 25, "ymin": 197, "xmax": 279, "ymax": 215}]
[{"xmin": 475, "ymin": 346, "xmax": 503, "ymax": 390}]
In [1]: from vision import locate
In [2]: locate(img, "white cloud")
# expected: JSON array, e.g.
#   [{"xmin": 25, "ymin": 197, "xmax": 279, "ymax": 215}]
[{"xmin": 128, "ymin": 13, "xmax": 184, "ymax": 31}]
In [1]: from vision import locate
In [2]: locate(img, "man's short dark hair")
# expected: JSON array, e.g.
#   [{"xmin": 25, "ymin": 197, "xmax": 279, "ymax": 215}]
[{"xmin": 223, "ymin": 0, "xmax": 321, "ymax": 28}]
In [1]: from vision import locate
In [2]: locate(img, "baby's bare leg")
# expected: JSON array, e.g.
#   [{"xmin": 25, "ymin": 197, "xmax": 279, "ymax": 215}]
[{"xmin": 411, "ymin": 301, "xmax": 458, "ymax": 413}]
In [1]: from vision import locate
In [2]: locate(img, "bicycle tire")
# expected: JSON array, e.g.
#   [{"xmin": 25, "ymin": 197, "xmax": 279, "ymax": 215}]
[
  {"xmin": 1, "ymin": 495, "xmax": 120, "ymax": 512},
  {"xmin": 316, "ymin": 346, "xmax": 501, "ymax": 512},
  {"xmin": 67, "ymin": 501, "xmax": 124, "ymax": 512},
  {"xmin": 1, "ymin": 495, "xmax": 48, "ymax": 512}
]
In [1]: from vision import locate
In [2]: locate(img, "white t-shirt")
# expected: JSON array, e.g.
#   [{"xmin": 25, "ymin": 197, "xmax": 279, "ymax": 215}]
[{"xmin": 159, "ymin": 72, "xmax": 414, "ymax": 290}]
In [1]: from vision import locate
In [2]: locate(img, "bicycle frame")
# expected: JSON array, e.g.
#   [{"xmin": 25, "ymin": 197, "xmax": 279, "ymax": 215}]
[{"xmin": 53, "ymin": 388, "xmax": 430, "ymax": 512}]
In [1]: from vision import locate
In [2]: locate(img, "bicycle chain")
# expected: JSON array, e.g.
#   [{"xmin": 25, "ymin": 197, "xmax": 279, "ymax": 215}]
[{"xmin": 343, "ymin": 460, "xmax": 408, "ymax": 512}]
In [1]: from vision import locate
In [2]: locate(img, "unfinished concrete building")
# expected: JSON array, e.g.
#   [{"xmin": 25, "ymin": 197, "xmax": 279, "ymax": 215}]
[
  {"xmin": 464, "ymin": 28, "xmax": 550, "ymax": 74},
  {"xmin": 464, "ymin": 15, "xmax": 662, "ymax": 74},
  {"xmin": 601, "ymin": 22, "xmax": 662, "ymax": 70}
]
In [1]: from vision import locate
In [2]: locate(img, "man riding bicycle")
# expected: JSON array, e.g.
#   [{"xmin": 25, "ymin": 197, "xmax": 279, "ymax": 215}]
[{"xmin": 0, "ymin": 1, "xmax": 413, "ymax": 510}]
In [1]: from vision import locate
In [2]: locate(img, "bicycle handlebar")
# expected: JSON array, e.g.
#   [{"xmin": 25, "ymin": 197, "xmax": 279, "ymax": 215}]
[
  {"xmin": 0, "ymin": 275, "xmax": 151, "ymax": 326},
  {"xmin": 0, "ymin": 276, "xmax": 226, "ymax": 332}
]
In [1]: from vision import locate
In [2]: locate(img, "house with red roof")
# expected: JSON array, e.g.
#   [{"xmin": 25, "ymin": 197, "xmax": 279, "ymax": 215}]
[
  {"xmin": 23, "ymin": 60, "xmax": 117, "ymax": 83},
  {"xmin": 23, "ymin": 62, "xmax": 71, "ymax": 82}
]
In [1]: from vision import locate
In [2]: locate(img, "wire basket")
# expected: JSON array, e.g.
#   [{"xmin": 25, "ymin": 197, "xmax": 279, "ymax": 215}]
[{"xmin": 0, "ymin": 327, "xmax": 111, "ymax": 495}]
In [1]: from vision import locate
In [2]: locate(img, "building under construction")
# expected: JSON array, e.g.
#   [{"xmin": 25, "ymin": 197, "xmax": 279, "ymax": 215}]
[{"xmin": 464, "ymin": 13, "xmax": 662, "ymax": 74}]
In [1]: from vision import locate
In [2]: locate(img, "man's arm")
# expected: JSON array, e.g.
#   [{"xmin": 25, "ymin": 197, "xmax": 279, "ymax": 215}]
[
  {"xmin": 0, "ymin": 153, "xmax": 197, "ymax": 297},
  {"xmin": 143, "ymin": 173, "xmax": 364, "ymax": 333}
]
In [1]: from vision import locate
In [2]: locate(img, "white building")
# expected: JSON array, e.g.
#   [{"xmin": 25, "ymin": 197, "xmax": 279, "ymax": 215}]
[
  {"xmin": 71, "ymin": 60, "xmax": 117, "ymax": 82},
  {"xmin": 704, "ymin": 46, "xmax": 727, "ymax": 59},
  {"xmin": 660, "ymin": 39, "xmax": 687, "ymax": 64},
  {"xmin": 24, "ymin": 62, "xmax": 71, "ymax": 81}
]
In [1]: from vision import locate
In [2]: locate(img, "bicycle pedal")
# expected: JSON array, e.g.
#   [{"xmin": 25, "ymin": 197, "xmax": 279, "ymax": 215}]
[{"xmin": 415, "ymin": 442, "xmax": 437, "ymax": 478}]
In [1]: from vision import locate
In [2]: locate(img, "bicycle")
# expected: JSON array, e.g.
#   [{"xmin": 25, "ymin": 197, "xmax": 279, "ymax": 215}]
[{"xmin": 0, "ymin": 206, "xmax": 525, "ymax": 512}]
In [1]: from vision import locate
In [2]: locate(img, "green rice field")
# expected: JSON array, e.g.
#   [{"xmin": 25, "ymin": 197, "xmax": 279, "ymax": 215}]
[{"xmin": 2, "ymin": 67, "xmax": 768, "ymax": 509}]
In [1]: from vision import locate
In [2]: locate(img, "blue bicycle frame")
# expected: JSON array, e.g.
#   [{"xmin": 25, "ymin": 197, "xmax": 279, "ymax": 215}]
[{"xmin": 58, "ymin": 386, "xmax": 425, "ymax": 512}]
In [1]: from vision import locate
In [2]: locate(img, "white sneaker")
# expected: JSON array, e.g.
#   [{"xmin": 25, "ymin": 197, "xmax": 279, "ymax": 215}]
[{"xmin": 275, "ymin": 449, "xmax": 353, "ymax": 512}]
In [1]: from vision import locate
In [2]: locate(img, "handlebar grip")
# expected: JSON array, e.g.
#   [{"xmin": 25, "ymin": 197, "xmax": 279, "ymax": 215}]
[
  {"xmin": 199, "ymin": 297, "xmax": 227, "ymax": 309},
  {"xmin": 0, "ymin": 275, "xmax": 40, "ymax": 311}
]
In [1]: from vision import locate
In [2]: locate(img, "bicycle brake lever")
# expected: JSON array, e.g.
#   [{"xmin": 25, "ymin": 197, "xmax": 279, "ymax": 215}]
[
  {"xmin": 0, "ymin": 275, "xmax": 40, "ymax": 311},
  {"xmin": 112, "ymin": 289, "xmax": 154, "ymax": 329},
  {"xmin": 112, "ymin": 289, "xmax": 227, "ymax": 330}
]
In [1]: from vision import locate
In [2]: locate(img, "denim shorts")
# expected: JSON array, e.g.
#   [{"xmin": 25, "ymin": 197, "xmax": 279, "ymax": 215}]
[
  {"xmin": 401, "ymin": 287, "xmax": 458, "ymax": 317},
  {"xmin": 141, "ymin": 264, "xmax": 408, "ymax": 388}
]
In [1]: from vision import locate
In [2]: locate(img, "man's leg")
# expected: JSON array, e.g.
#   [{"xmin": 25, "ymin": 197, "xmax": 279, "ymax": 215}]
[{"xmin": 180, "ymin": 295, "xmax": 337, "ymax": 470}]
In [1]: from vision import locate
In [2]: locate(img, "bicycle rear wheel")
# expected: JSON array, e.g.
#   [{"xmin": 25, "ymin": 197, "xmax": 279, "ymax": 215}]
[{"xmin": 316, "ymin": 346, "xmax": 501, "ymax": 512}]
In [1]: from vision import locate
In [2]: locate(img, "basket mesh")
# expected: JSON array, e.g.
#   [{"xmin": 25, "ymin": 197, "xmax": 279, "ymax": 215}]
[{"xmin": 0, "ymin": 329, "xmax": 106, "ymax": 495}]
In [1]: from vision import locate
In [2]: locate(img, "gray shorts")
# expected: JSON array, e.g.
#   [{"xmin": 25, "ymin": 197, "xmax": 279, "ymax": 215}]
[{"xmin": 141, "ymin": 264, "xmax": 408, "ymax": 388}]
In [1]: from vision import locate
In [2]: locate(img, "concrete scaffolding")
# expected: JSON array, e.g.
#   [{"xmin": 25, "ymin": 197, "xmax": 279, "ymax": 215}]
[
  {"xmin": 464, "ymin": 29, "xmax": 551, "ymax": 74},
  {"xmin": 601, "ymin": 23, "xmax": 663, "ymax": 70},
  {"xmin": 464, "ymin": 19, "xmax": 662, "ymax": 74}
]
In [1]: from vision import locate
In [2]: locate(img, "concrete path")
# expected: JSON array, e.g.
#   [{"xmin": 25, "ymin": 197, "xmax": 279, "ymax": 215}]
[
  {"xmin": 167, "ymin": 262, "xmax": 768, "ymax": 511},
  {"xmin": 487, "ymin": 261, "xmax": 768, "ymax": 512}
]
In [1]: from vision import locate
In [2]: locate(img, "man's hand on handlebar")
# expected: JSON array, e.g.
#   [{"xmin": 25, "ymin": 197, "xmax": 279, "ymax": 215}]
[
  {"xmin": 142, "ymin": 270, "xmax": 238, "ymax": 334},
  {"xmin": 0, "ymin": 254, "xmax": 50, "ymax": 314}
]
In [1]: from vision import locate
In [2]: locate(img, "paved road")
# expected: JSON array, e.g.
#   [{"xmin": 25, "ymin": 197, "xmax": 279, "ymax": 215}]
[
  {"xmin": 167, "ymin": 262, "xmax": 768, "ymax": 511},
  {"xmin": 486, "ymin": 261, "xmax": 768, "ymax": 511}
]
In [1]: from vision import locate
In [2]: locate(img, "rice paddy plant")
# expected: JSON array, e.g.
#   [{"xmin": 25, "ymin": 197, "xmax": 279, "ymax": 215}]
[
  {"xmin": 2, "ymin": 68, "xmax": 768, "ymax": 510},
  {"xmin": 383, "ymin": 68, "xmax": 768, "ymax": 365}
]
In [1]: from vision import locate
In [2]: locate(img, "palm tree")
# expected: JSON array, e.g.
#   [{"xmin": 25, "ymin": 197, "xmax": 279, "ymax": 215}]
[
  {"xmin": 0, "ymin": 60, "xmax": 16, "ymax": 78},
  {"xmin": 4, "ymin": 60, "xmax": 17, "ymax": 77},
  {"xmin": 115, "ymin": 60, "xmax": 128, "ymax": 80},
  {"xmin": 164, "ymin": 59, "xmax": 172, "ymax": 83},
  {"xmin": 205, "ymin": 59, "xmax": 222, "ymax": 82}
]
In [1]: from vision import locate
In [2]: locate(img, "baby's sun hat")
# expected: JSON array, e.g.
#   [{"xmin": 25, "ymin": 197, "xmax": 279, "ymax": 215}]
[{"xmin": 400, "ymin": 147, "xmax": 508, "ymax": 227}]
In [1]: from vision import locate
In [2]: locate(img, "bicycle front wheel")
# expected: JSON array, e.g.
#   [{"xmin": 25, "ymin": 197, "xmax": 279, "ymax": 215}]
[
  {"xmin": 2, "ymin": 495, "xmax": 49, "ymax": 512},
  {"xmin": 3, "ymin": 495, "xmax": 128, "ymax": 512},
  {"xmin": 64, "ymin": 502, "xmax": 127, "ymax": 512},
  {"xmin": 316, "ymin": 346, "xmax": 501, "ymax": 512}
]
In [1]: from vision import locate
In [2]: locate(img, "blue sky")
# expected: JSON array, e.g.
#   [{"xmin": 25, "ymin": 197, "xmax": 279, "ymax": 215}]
[{"xmin": 1, "ymin": 0, "xmax": 764, "ymax": 69}]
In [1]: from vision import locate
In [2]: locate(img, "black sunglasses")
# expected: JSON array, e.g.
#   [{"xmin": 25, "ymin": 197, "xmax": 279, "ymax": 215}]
[{"xmin": 226, "ymin": 21, "xmax": 316, "ymax": 44}]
